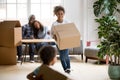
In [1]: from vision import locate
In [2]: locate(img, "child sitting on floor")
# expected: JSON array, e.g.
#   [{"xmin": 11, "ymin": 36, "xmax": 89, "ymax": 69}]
[{"xmin": 27, "ymin": 45, "xmax": 72, "ymax": 80}]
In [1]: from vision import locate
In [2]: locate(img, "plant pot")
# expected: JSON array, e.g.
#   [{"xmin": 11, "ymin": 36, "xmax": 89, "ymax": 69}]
[{"xmin": 108, "ymin": 65, "xmax": 120, "ymax": 80}]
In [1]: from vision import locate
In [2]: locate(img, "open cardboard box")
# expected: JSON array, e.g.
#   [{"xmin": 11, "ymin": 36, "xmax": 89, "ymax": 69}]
[
  {"xmin": 0, "ymin": 47, "xmax": 17, "ymax": 65},
  {"xmin": 37, "ymin": 65, "xmax": 69, "ymax": 80},
  {"xmin": 52, "ymin": 23, "xmax": 80, "ymax": 50},
  {"xmin": 0, "ymin": 20, "xmax": 22, "ymax": 47}
]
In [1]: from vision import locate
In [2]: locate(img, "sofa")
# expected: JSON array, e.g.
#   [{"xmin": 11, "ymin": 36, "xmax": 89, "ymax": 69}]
[
  {"xmin": 69, "ymin": 40, "xmax": 83, "ymax": 60},
  {"xmin": 84, "ymin": 47, "xmax": 106, "ymax": 63}
]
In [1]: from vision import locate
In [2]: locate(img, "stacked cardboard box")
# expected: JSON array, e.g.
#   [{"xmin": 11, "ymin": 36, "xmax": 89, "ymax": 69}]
[
  {"xmin": 0, "ymin": 20, "xmax": 22, "ymax": 65},
  {"xmin": 52, "ymin": 23, "xmax": 80, "ymax": 50}
]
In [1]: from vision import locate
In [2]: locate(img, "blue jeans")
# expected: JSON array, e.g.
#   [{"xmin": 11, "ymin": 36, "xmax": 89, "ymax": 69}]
[
  {"xmin": 29, "ymin": 43, "xmax": 35, "ymax": 60},
  {"xmin": 17, "ymin": 43, "xmax": 35, "ymax": 60},
  {"xmin": 17, "ymin": 46, "xmax": 22, "ymax": 58},
  {"xmin": 59, "ymin": 49, "xmax": 71, "ymax": 71},
  {"xmin": 35, "ymin": 42, "xmax": 56, "ymax": 51},
  {"xmin": 35, "ymin": 42, "xmax": 48, "ymax": 52}
]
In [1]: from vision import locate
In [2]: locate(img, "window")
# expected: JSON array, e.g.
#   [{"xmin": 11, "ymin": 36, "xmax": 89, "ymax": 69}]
[
  {"xmin": 0, "ymin": 0, "xmax": 6, "ymax": 20},
  {"xmin": 0, "ymin": 0, "xmax": 63, "ymax": 28}
]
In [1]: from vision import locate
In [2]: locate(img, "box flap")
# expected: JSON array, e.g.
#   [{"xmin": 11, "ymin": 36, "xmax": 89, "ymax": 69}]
[
  {"xmin": 0, "ymin": 20, "xmax": 21, "ymax": 28},
  {"xmin": 54, "ymin": 23, "xmax": 78, "ymax": 31},
  {"xmin": 37, "ymin": 65, "xmax": 68, "ymax": 80}
]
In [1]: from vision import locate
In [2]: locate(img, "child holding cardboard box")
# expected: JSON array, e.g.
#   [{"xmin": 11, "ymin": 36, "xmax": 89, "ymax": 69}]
[{"xmin": 51, "ymin": 5, "xmax": 71, "ymax": 74}]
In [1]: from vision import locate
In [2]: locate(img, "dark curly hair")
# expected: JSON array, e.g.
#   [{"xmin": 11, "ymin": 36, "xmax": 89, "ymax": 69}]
[
  {"xmin": 32, "ymin": 20, "xmax": 44, "ymax": 38},
  {"xmin": 53, "ymin": 5, "xmax": 65, "ymax": 15},
  {"xmin": 39, "ymin": 46, "xmax": 57, "ymax": 65}
]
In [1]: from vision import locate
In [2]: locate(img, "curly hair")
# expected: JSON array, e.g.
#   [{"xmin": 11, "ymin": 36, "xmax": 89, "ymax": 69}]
[
  {"xmin": 53, "ymin": 5, "xmax": 65, "ymax": 15},
  {"xmin": 32, "ymin": 20, "xmax": 44, "ymax": 38},
  {"xmin": 39, "ymin": 46, "xmax": 57, "ymax": 65}
]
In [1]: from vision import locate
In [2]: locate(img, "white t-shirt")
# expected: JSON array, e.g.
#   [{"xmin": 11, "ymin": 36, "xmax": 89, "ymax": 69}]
[
  {"xmin": 52, "ymin": 20, "xmax": 68, "ymax": 26},
  {"xmin": 51, "ymin": 20, "xmax": 69, "ymax": 37}
]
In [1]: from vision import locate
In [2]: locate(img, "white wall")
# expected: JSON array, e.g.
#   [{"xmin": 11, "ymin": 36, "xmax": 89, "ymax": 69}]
[
  {"xmin": 63, "ymin": 0, "xmax": 99, "ymax": 46},
  {"xmin": 85, "ymin": 0, "xmax": 99, "ymax": 46},
  {"xmin": 63, "ymin": 0, "xmax": 84, "ymax": 39},
  {"xmin": 63, "ymin": 0, "xmax": 120, "ymax": 47}
]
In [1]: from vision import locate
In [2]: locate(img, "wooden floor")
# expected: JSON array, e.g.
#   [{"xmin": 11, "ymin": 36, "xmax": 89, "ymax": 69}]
[{"xmin": 0, "ymin": 55, "xmax": 110, "ymax": 80}]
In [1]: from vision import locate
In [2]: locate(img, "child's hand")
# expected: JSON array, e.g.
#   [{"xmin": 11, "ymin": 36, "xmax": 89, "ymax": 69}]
[{"xmin": 27, "ymin": 72, "xmax": 36, "ymax": 80}]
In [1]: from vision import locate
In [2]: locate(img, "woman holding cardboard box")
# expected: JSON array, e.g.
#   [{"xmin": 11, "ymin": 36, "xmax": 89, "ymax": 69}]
[{"xmin": 51, "ymin": 6, "xmax": 71, "ymax": 74}]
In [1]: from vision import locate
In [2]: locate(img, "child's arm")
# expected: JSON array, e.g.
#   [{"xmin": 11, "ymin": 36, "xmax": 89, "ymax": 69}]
[
  {"xmin": 27, "ymin": 72, "xmax": 36, "ymax": 80},
  {"xmin": 27, "ymin": 66, "xmax": 40, "ymax": 80}
]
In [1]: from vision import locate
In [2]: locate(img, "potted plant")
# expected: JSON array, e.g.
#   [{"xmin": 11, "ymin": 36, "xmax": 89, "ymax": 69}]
[{"xmin": 93, "ymin": 0, "xmax": 120, "ymax": 79}]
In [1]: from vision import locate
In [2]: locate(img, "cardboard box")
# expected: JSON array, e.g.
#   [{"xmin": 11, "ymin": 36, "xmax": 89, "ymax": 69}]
[
  {"xmin": 52, "ymin": 23, "xmax": 80, "ymax": 50},
  {"xmin": 37, "ymin": 65, "xmax": 69, "ymax": 80},
  {"xmin": 0, "ymin": 20, "xmax": 22, "ymax": 47},
  {"xmin": 0, "ymin": 47, "xmax": 17, "ymax": 65}
]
